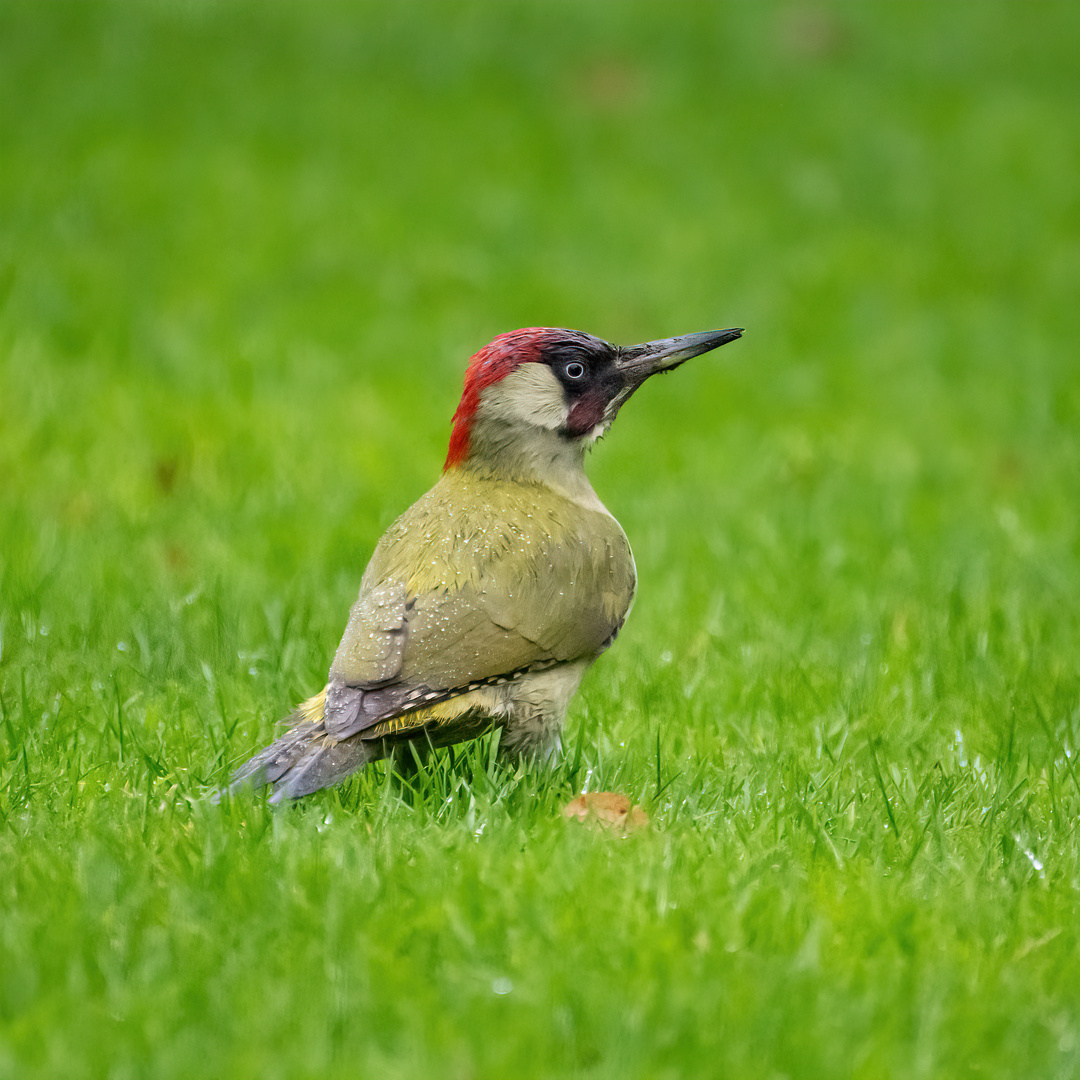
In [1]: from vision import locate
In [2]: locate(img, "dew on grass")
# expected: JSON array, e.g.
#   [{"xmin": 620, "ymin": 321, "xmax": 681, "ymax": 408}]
[
  {"xmin": 954, "ymin": 729, "xmax": 967, "ymax": 766},
  {"xmin": 492, "ymin": 977, "xmax": 513, "ymax": 995},
  {"xmin": 1023, "ymin": 848, "xmax": 1045, "ymax": 878}
]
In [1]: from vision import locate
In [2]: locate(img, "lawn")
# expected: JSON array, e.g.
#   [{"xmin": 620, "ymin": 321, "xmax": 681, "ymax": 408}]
[{"xmin": 2, "ymin": 2, "xmax": 1079, "ymax": 1077}]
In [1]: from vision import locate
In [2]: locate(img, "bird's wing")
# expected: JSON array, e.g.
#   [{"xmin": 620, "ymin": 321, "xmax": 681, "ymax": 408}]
[{"xmin": 321, "ymin": 471, "xmax": 635, "ymax": 742}]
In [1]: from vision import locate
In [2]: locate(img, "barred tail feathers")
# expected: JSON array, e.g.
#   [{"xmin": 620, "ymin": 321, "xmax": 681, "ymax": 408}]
[{"xmin": 225, "ymin": 688, "xmax": 376, "ymax": 802}]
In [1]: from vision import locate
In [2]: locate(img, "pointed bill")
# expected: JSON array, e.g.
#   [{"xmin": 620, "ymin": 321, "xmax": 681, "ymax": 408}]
[{"xmin": 615, "ymin": 327, "xmax": 743, "ymax": 383}]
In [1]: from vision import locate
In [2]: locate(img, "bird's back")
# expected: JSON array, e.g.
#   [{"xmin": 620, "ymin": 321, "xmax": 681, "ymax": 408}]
[{"xmin": 334, "ymin": 466, "xmax": 637, "ymax": 693}]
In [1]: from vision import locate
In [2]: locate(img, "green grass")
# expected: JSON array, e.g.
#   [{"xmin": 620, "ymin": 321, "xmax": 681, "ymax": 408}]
[{"xmin": 2, "ymin": 2, "xmax": 1080, "ymax": 1077}]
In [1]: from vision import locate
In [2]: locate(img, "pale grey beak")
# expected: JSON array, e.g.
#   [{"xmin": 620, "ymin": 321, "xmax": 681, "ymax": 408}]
[{"xmin": 615, "ymin": 327, "xmax": 743, "ymax": 383}]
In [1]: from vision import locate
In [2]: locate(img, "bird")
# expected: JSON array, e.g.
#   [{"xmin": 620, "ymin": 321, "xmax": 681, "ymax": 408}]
[{"xmin": 227, "ymin": 324, "xmax": 742, "ymax": 801}]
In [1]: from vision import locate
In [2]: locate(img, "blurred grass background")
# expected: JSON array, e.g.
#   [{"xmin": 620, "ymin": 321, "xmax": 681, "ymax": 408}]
[{"xmin": 2, "ymin": 2, "xmax": 1079, "ymax": 1078}]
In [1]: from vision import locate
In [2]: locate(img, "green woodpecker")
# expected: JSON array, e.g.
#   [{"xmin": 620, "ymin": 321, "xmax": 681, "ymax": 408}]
[{"xmin": 229, "ymin": 325, "xmax": 742, "ymax": 801}]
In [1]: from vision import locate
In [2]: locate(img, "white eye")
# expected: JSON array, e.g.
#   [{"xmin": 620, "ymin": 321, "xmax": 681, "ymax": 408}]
[{"xmin": 565, "ymin": 361, "xmax": 585, "ymax": 379}]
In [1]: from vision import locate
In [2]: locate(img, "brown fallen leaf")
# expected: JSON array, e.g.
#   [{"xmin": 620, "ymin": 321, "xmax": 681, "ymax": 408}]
[{"xmin": 562, "ymin": 791, "xmax": 649, "ymax": 834}]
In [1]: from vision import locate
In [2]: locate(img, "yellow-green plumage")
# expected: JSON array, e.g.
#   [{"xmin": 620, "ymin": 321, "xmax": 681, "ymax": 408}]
[
  {"xmin": 334, "ymin": 468, "xmax": 635, "ymax": 690},
  {"xmin": 227, "ymin": 324, "xmax": 740, "ymax": 801},
  {"xmin": 230, "ymin": 444, "xmax": 636, "ymax": 801}
]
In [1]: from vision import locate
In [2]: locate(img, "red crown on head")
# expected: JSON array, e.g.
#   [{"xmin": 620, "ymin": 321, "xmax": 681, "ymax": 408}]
[{"xmin": 444, "ymin": 328, "xmax": 570, "ymax": 469}]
